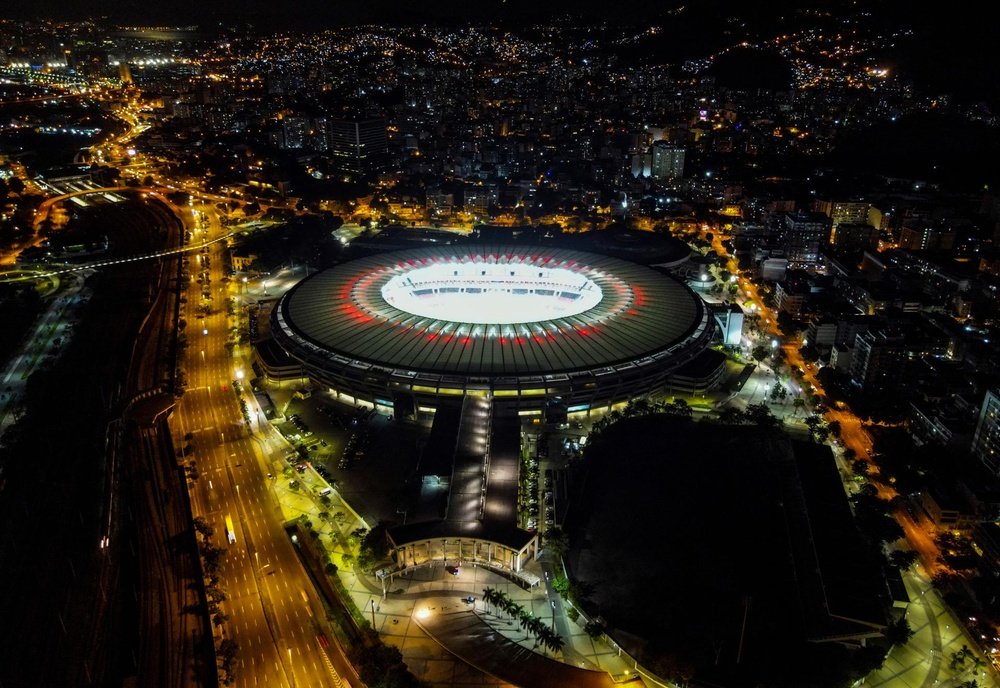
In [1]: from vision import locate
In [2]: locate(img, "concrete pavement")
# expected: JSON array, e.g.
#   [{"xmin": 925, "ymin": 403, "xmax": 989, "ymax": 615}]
[{"xmin": 864, "ymin": 565, "xmax": 995, "ymax": 688}]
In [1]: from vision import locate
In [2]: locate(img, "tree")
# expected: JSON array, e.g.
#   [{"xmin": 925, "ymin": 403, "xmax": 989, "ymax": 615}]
[
  {"xmin": 218, "ymin": 639, "xmax": 239, "ymax": 684},
  {"xmin": 219, "ymin": 638, "xmax": 238, "ymax": 660},
  {"xmin": 717, "ymin": 406, "xmax": 746, "ymax": 424},
  {"xmin": 357, "ymin": 523, "xmax": 389, "ymax": 573},
  {"xmin": 482, "ymin": 587, "xmax": 499, "ymax": 616},
  {"xmin": 889, "ymin": 549, "xmax": 919, "ymax": 571},
  {"xmin": 827, "ymin": 420, "xmax": 842, "ymax": 437},
  {"xmin": 584, "ymin": 619, "xmax": 605, "ymax": 639},
  {"xmin": 792, "ymin": 397, "xmax": 806, "ymax": 415},
  {"xmin": 663, "ymin": 398, "xmax": 693, "ymax": 419},
  {"xmin": 852, "ymin": 491, "xmax": 905, "ymax": 545},
  {"xmin": 950, "ymin": 645, "xmax": 973, "ymax": 671},
  {"xmin": 626, "ymin": 397, "xmax": 653, "ymax": 417},
  {"xmin": 193, "ymin": 516, "xmax": 214, "ymax": 540},
  {"xmin": 544, "ymin": 527, "xmax": 570, "ymax": 558},
  {"xmin": 751, "ymin": 344, "xmax": 769, "ymax": 363},
  {"xmin": 745, "ymin": 402, "xmax": 781, "ymax": 429},
  {"xmin": 804, "ymin": 414, "xmax": 829, "ymax": 442},
  {"xmin": 769, "ymin": 382, "xmax": 783, "ymax": 403},
  {"xmin": 799, "ymin": 344, "xmax": 820, "ymax": 363},
  {"xmin": 884, "ymin": 617, "xmax": 914, "ymax": 646}
]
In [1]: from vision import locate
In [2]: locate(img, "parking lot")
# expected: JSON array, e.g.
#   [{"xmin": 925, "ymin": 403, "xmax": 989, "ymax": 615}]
[{"xmin": 269, "ymin": 390, "xmax": 429, "ymax": 526}]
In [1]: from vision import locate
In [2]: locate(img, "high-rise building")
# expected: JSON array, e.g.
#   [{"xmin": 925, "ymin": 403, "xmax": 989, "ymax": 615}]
[
  {"xmin": 848, "ymin": 324, "xmax": 945, "ymax": 391},
  {"xmin": 281, "ymin": 116, "xmax": 310, "ymax": 150},
  {"xmin": 464, "ymin": 183, "xmax": 497, "ymax": 217},
  {"xmin": 898, "ymin": 223, "xmax": 956, "ymax": 251},
  {"xmin": 813, "ymin": 199, "xmax": 870, "ymax": 230},
  {"xmin": 310, "ymin": 117, "xmax": 329, "ymax": 152},
  {"xmin": 831, "ymin": 223, "xmax": 879, "ymax": 251},
  {"xmin": 650, "ymin": 141, "xmax": 685, "ymax": 180},
  {"xmin": 327, "ymin": 118, "xmax": 388, "ymax": 176},
  {"xmin": 849, "ymin": 328, "xmax": 907, "ymax": 391},
  {"xmin": 972, "ymin": 389, "xmax": 1000, "ymax": 475},
  {"xmin": 780, "ymin": 211, "xmax": 830, "ymax": 266}
]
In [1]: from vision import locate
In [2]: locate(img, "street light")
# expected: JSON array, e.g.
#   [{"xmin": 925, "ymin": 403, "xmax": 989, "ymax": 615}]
[{"xmin": 235, "ymin": 369, "xmax": 244, "ymax": 381}]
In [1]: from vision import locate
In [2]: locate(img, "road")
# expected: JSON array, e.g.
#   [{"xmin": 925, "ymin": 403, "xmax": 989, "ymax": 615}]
[
  {"xmin": 0, "ymin": 271, "xmax": 88, "ymax": 434},
  {"xmin": 171, "ymin": 201, "xmax": 349, "ymax": 688}
]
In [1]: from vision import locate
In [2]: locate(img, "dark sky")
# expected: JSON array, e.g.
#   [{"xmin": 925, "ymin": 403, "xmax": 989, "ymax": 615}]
[
  {"xmin": 0, "ymin": 0, "xmax": 779, "ymax": 26},
  {"xmin": 4, "ymin": 0, "xmax": 997, "ymax": 107}
]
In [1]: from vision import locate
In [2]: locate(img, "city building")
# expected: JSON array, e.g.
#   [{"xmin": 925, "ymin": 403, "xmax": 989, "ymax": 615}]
[
  {"xmin": 650, "ymin": 141, "xmax": 685, "ymax": 180},
  {"xmin": 831, "ymin": 222, "xmax": 880, "ymax": 251},
  {"xmin": 281, "ymin": 116, "xmax": 310, "ymax": 150},
  {"xmin": 972, "ymin": 389, "xmax": 1000, "ymax": 476},
  {"xmin": 898, "ymin": 223, "xmax": 956, "ymax": 251},
  {"xmin": 780, "ymin": 211, "xmax": 831, "ymax": 266},
  {"xmin": 805, "ymin": 319, "xmax": 837, "ymax": 350},
  {"xmin": 326, "ymin": 117, "xmax": 388, "ymax": 176},
  {"xmin": 776, "ymin": 280, "xmax": 809, "ymax": 315},
  {"xmin": 849, "ymin": 323, "xmax": 946, "ymax": 391},
  {"xmin": 813, "ymin": 199, "xmax": 871, "ymax": 229}
]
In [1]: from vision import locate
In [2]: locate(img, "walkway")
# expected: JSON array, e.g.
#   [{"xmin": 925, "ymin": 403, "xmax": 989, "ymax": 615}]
[{"xmin": 415, "ymin": 600, "xmax": 626, "ymax": 688}]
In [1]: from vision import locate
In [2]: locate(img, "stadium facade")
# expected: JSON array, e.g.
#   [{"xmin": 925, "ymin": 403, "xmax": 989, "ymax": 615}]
[{"xmin": 271, "ymin": 244, "xmax": 718, "ymax": 418}]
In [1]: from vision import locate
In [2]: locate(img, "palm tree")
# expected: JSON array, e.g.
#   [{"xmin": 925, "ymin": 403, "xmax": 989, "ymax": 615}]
[
  {"xmin": 516, "ymin": 608, "xmax": 535, "ymax": 641},
  {"xmin": 488, "ymin": 588, "xmax": 501, "ymax": 617},
  {"xmin": 481, "ymin": 587, "xmax": 494, "ymax": 615},
  {"xmin": 499, "ymin": 595, "xmax": 517, "ymax": 623},
  {"xmin": 509, "ymin": 603, "xmax": 525, "ymax": 629}
]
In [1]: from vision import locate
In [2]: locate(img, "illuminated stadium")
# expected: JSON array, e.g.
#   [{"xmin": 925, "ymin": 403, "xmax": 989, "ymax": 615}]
[{"xmin": 271, "ymin": 244, "xmax": 717, "ymax": 416}]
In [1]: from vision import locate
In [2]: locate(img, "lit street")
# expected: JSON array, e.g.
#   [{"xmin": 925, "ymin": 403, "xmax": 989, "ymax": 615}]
[{"xmin": 170, "ymin": 202, "xmax": 347, "ymax": 688}]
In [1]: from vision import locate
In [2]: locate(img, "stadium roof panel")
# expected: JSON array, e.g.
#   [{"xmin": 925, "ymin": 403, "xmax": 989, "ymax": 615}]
[{"xmin": 279, "ymin": 245, "xmax": 704, "ymax": 377}]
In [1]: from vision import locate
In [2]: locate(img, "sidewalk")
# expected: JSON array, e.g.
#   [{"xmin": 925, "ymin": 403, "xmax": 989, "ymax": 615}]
[{"xmin": 336, "ymin": 560, "xmax": 643, "ymax": 687}]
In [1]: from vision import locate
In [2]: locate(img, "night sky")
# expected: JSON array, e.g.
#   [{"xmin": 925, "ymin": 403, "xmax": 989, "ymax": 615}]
[
  {"xmin": 0, "ymin": 0, "xmax": 843, "ymax": 25},
  {"xmin": 1, "ymin": 0, "xmax": 996, "ymax": 107}
]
